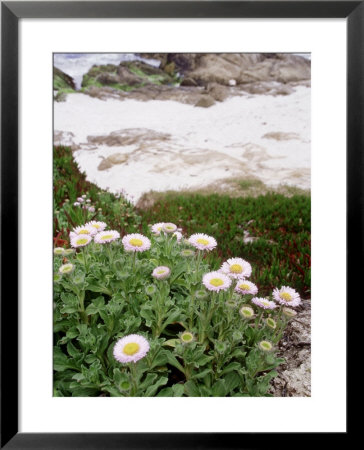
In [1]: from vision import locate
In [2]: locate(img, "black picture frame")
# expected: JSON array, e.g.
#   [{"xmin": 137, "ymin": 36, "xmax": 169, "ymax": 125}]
[{"xmin": 1, "ymin": 1, "xmax": 356, "ymax": 448}]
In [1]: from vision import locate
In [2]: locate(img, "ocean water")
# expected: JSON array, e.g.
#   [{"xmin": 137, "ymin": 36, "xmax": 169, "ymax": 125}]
[{"xmin": 53, "ymin": 53, "xmax": 161, "ymax": 89}]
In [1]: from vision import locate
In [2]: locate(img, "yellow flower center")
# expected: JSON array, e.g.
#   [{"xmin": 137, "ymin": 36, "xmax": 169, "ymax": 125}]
[
  {"xmin": 93, "ymin": 224, "xmax": 101, "ymax": 229},
  {"xmin": 129, "ymin": 238, "xmax": 143, "ymax": 247},
  {"xmin": 239, "ymin": 283, "xmax": 250, "ymax": 290},
  {"xmin": 210, "ymin": 278, "xmax": 224, "ymax": 287},
  {"xmin": 197, "ymin": 238, "xmax": 209, "ymax": 246},
  {"xmin": 242, "ymin": 308, "xmax": 252, "ymax": 316},
  {"xmin": 101, "ymin": 234, "xmax": 114, "ymax": 240},
  {"xmin": 123, "ymin": 343, "xmax": 140, "ymax": 355},
  {"xmin": 79, "ymin": 229, "xmax": 90, "ymax": 234},
  {"xmin": 230, "ymin": 264, "xmax": 243, "ymax": 274},
  {"xmin": 157, "ymin": 270, "xmax": 166, "ymax": 274},
  {"xmin": 280, "ymin": 292, "xmax": 292, "ymax": 301},
  {"xmin": 76, "ymin": 238, "xmax": 88, "ymax": 245}
]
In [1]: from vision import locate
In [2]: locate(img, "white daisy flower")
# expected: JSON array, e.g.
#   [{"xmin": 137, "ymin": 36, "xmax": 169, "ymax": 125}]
[
  {"xmin": 113, "ymin": 334, "xmax": 150, "ymax": 363},
  {"xmin": 202, "ymin": 271, "xmax": 232, "ymax": 292},
  {"xmin": 188, "ymin": 233, "xmax": 217, "ymax": 251},
  {"xmin": 152, "ymin": 266, "xmax": 171, "ymax": 280},
  {"xmin": 70, "ymin": 234, "xmax": 92, "ymax": 248},
  {"xmin": 94, "ymin": 230, "xmax": 120, "ymax": 244},
  {"xmin": 72, "ymin": 224, "xmax": 96, "ymax": 236},
  {"xmin": 252, "ymin": 297, "xmax": 277, "ymax": 310},
  {"xmin": 220, "ymin": 257, "xmax": 252, "ymax": 279},
  {"xmin": 122, "ymin": 234, "xmax": 151, "ymax": 252},
  {"xmin": 235, "ymin": 279, "xmax": 258, "ymax": 295},
  {"xmin": 86, "ymin": 221, "xmax": 107, "ymax": 232},
  {"xmin": 151, "ymin": 223, "xmax": 165, "ymax": 235},
  {"xmin": 163, "ymin": 223, "xmax": 178, "ymax": 233},
  {"xmin": 273, "ymin": 286, "xmax": 301, "ymax": 307}
]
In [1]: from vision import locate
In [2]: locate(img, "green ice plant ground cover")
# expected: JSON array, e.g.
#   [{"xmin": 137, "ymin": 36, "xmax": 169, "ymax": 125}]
[
  {"xmin": 139, "ymin": 192, "xmax": 311, "ymax": 298},
  {"xmin": 53, "ymin": 146, "xmax": 310, "ymax": 396}
]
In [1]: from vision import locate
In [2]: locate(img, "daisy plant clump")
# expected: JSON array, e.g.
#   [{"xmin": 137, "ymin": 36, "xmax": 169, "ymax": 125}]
[{"xmin": 53, "ymin": 218, "xmax": 303, "ymax": 398}]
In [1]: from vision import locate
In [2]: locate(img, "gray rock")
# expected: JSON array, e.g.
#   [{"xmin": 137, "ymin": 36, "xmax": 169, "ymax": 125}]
[{"xmin": 195, "ymin": 95, "xmax": 216, "ymax": 108}]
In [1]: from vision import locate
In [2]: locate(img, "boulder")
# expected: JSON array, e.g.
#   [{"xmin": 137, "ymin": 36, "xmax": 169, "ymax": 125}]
[
  {"xmin": 195, "ymin": 95, "xmax": 216, "ymax": 108},
  {"xmin": 116, "ymin": 66, "xmax": 144, "ymax": 86},
  {"xmin": 180, "ymin": 77, "xmax": 198, "ymax": 87},
  {"xmin": 207, "ymin": 83, "xmax": 229, "ymax": 102},
  {"xmin": 97, "ymin": 153, "xmax": 129, "ymax": 171}
]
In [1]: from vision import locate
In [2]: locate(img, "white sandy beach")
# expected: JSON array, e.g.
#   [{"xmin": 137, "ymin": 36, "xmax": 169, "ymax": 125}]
[{"xmin": 54, "ymin": 86, "xmax": 310, "ymax": 203}]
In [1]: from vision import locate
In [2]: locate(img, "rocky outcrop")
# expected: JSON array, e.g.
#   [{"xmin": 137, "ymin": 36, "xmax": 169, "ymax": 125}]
[
  {"xmin": 78, "ymin": 53, "xmax": 310, "ymax": 104},
  {"xmin": 143, "ymin": 53, "xmax": 310, "ymax": 86},
  {"xmin": 54, "ymin": 67, "xmax": 76, "ymax": 91}
]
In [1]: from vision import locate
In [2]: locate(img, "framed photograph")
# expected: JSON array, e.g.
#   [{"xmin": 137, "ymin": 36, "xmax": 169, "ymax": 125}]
[{"xmin": 1, "ymin": 1, "xmax": 356, "ymax": 447}]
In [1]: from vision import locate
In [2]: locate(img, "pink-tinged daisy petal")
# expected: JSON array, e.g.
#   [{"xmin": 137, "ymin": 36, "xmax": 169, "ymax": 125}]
[
  {"xmin": 188, "ymin": 233, "xmax": 217, "ymax": 251},
  {"xmin": 72, "ymin": 224, "xmax": 96, "ymax": 236},
  {"xmin": 273, "ymin": 286, "xmax": 301, "ymax": 307},
  {"xmin": 163, "ymin": 223, "xmax": 178, "ymax": 233},
  {"xmin": 220, "ymin": 257, "xmax": 252, "ymax": 279},
  {"xmin": 235, "ymin": 279, "xmax": 258, "ymax": 295},
  {"xmin": 151, "ymin": 223, "xmax": 165, "ymax": 235},
  {"xmin": 122, "ymin": 233, "xmax": 151, "ymax": 252},
  {"xmin": 71, "ymin": 234, "xmax": 92, "ymax": 248},
  {"xmin": 113, "ymin": 334, "xmax": 150, "ymax": 363},
  {"xmin": 86, "ymin": 221, "xmax": 107, "ymax": 232},
  {"xmin": 202, "ymin": 271, "xmax": 232, "ymax": 292},
  {"xmin": 252, "ymin": 297, "xmax": 277, "ymax": 310},
  {"xmin": 152, "ymin": 266, "xmax": 171, "ymax": 280},
  {"xmin": 94, "ymin": 230, "xmax": 120, "ymax": 244}
]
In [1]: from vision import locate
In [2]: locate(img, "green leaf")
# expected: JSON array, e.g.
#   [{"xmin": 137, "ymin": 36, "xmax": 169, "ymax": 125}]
[
  {"xmin": 172, "ymin": 384, "xmax": 185, "ymax": 397},
  {"xmin": 191, "ymin": 368, "xmax": 212, "ymax": 380},
  {"xmin": 149, "ymin": 349, "xmax": 169, "ymax": 369},
  {"xmin": 193, "ymin": 354, "xmax": 213, "ymax": 368},
  {"xmin": 163, "ymin": 339, "xmax": 179, "ymax": 348},
  {"xmin": 166, "ymin": 353, "xmax": 185, "ymax": 375},
  {"xmin": 157, "ymin": 387, "xmax": 173, "ymax": 397},
  {"xmin": 211, "ymin": 380, "xmax": 227, "ymax": 397},
  {"xmin": 161, "ymin": 308, "xmax": 183, "ymax": 329},
  {"xmin": 53, "ymin": 347, "xmax": 80, "ymax": 372},
  {"xmin": 223, "ymin": 372, "xmax": 241, "ymax": 394},
  {"xmin": 67, "ymin": 341, "xmax": 81, "ymax": 359},
  {"xmin": 144, "ymin": 376, "xmax": 168, "ymax": 397},
  {"xmin": 184, "ymin": 380, "xmax": 201, "ymax": 397}
]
